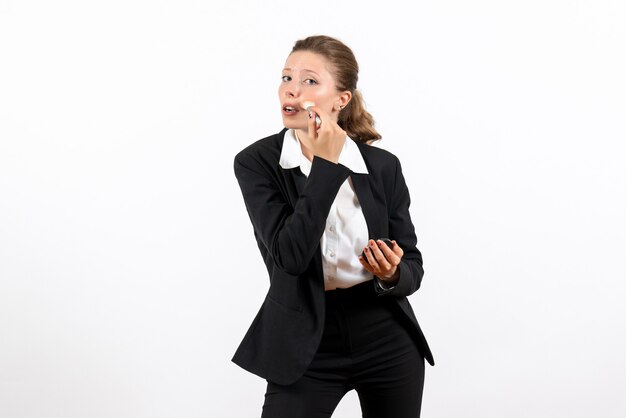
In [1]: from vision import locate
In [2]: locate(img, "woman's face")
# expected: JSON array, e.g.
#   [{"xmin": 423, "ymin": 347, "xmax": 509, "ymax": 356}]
[{"xmin": 278, "ymin": 50, "xmax": 348, "ymax": 130}]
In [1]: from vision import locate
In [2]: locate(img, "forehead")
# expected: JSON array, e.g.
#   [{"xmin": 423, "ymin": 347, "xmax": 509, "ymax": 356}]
[{"xmin": 283, "ymin": 50, "xmax": 333, "ymax": 75}]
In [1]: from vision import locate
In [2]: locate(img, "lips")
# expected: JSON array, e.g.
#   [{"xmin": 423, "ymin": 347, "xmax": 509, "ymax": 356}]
[{"xmin": 282, "ymin": 103, "xmax": 300, "ymax": 115}]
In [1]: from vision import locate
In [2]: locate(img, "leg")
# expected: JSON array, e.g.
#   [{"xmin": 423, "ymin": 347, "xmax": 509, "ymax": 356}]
[{"xmin": 261, "ymin": 375, "xmax": 349, "ymax": 418}]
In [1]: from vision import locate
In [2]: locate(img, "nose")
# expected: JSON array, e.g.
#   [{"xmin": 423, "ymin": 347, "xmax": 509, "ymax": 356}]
[{"xmin": 282, "ymin": 81, "xmax": 299, "ymax": 98}]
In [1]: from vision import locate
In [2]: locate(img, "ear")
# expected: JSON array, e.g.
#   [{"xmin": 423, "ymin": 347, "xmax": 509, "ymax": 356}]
[{"xmin": 337, "ymin": 90, "xmax": 352, "ymax": 109}]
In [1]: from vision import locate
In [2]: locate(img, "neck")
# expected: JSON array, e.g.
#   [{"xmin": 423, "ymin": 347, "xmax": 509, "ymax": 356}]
[{"xmin": 294, "ymin": 129, "xmax": 314, "ymax": 161}]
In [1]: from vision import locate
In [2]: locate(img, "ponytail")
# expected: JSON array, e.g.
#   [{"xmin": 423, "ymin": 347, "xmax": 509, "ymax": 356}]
[{"xmin": 339, "ymin": 89, "xmax": 381, "ymax": 144}]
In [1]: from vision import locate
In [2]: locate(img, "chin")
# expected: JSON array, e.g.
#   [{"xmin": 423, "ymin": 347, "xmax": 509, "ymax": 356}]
[{"xmin": 281, "ymin": 118, "xmax": 306, "ymax": 131}]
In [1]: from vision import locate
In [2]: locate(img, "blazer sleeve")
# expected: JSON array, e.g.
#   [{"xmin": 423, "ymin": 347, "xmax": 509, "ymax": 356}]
[
  {"xmin": 234, "ymin": 151, "xmax": 351, "ymax": 276},
  {"xmin": 376, "ymin": 155, "xmax": 425, "ymax": 298}
]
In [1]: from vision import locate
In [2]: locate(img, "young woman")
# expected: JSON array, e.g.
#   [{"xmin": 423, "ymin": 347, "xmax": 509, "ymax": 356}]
[{"xmin": 233, "ymin": 35, "xmax": 434, "ymax": 418}]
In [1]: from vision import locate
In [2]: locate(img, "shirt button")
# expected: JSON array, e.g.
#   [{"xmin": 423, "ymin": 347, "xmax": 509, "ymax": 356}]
[
  {"xmin": 330, "ymin": 252, "xmax": 335, "ymax": 258},
  {"xmin": 329, "ymin": 225, "xmax": 335, "ymax": 232}
]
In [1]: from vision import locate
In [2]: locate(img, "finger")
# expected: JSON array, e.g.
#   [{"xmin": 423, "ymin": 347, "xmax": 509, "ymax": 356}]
[
  {"xmin": 306, "ymin": 105, "xmax": 323, "ymax": 130},
  {"xmin": 358, "ymin": 255, "xmax": 375, "ymax": 274},
  {"xmin": 307, "ymin": 105, "xmax": 323, "ymax": 121},
  {"xmin": 363, "ymin": 246, "xmax": 380, "ymax": 271},
  {"xmin": 369, "ymin": 239, "xmax": 387, "ymax": 261},
  {"xmin": 307, "ymin": 107, "xmax": 318, "ymax": 138},
  {"xmin": 378, "ymin": 240, "xmax": 400, "ymax": 265},
  {"xmin": 369, "ymin": 240, "xmax": 391, "ymax": 270},
  {"xmin": 391, "ymin": 240, "xmax": 404, "ymax": 258}
]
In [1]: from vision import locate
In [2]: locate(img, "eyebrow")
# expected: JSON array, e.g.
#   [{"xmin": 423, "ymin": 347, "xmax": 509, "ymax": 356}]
[{"xmin": 282, "ymin": 67, "xmax": 321, "ymax": 77}]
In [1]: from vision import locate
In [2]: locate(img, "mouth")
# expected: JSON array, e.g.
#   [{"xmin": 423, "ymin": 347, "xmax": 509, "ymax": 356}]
[{"xmin": 282, "ymin": 104, "xmax": 300, "ymax": 115}]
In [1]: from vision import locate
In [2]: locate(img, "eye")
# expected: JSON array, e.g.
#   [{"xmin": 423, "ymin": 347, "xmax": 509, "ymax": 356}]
[
  {"xmin": 281, "ymin": 75, "xmax": 291, "ymax": 82},
  {"xmin": 303, "ymin": 78, "xmax": 318, "ymax": 85}
]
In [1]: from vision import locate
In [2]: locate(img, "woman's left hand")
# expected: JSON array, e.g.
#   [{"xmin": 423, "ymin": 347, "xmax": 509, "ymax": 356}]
[{"xmin": 359, "ymin": 239, "xmax": 404, "ymax": 286}]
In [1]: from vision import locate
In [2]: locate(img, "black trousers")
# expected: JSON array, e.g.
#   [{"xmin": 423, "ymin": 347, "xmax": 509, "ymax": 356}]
[{"xmin": 262, "ymin": 281, "xmax": 425, "ymax": 418}]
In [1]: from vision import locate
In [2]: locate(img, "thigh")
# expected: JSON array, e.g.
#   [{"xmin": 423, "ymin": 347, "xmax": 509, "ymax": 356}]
[
  {"xmin": 261, "ymin": 376, "xmax": 348, "ymax": 418},
  {"xmin": 356, "ymin": 347, "xmax": 425, "ymax": 418}
]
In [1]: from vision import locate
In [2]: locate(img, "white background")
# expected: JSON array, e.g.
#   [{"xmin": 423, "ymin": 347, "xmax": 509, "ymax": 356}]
[{"xmin": 1, "ymin": 1, "xmax": 625, "ymax": 417}]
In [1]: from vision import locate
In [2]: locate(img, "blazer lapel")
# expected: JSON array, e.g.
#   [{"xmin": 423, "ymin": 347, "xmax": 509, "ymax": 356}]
[{"xmin": 351, "ymin": 173, "xmax": 385, "ymax": 240}]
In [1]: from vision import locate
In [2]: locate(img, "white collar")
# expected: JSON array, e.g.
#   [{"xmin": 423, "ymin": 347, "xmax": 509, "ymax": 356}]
[{"xmin": 279, "ymin": 129, "xmax": 369, "ymax": 176}]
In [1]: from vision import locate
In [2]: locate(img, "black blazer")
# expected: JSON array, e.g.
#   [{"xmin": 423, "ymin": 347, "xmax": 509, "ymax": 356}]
[{"xmin": 232, "ymin": 129, "xmax": 434, "ymax": 385}]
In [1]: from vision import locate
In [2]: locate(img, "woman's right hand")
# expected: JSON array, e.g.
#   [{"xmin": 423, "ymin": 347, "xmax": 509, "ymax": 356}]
[{"xmin": 306, "ymin": 105, "xmax": 346, "ymax": 164}]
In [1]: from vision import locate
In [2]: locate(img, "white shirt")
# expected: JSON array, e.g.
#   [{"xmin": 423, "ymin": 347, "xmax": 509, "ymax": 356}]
[{"xmin": 279, "ymin": 129, "xmax": 374, "ymax": 290}]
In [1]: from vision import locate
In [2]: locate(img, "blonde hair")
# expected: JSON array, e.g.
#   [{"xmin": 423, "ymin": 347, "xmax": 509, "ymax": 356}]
[{"xmin": 291, "ymin": 35, "xmax": 382, "ymax": 143}]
